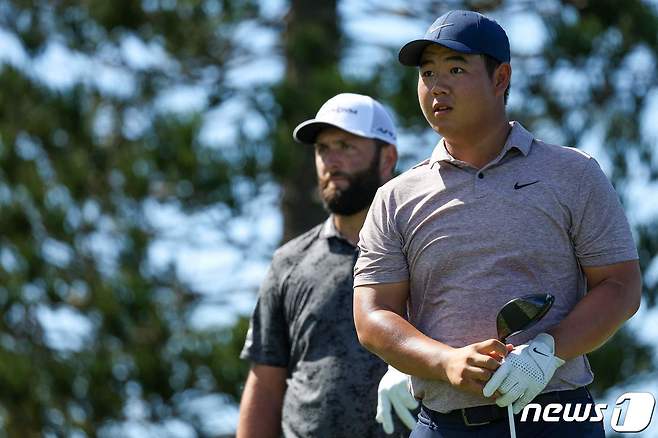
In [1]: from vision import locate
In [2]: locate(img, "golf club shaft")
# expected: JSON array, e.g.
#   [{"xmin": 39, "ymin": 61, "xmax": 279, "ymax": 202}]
[{"xmin": 508, "ymin": 405, "xmax": 516, "ymax": 438}]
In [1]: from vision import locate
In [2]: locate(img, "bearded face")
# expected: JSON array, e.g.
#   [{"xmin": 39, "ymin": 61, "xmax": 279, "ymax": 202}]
[
  {"xmin": 318, "ymin": 146, "xmax": 382, "ymax": 215},
  {"xmin": 314, "ymin": 127, "xmax": 387, "ymax": 216}
]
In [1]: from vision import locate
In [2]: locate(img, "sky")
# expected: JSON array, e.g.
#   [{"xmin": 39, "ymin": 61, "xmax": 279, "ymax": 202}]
[{"xmin": 0, "ymin": 0, "xmax": 657, "ymax": 436}]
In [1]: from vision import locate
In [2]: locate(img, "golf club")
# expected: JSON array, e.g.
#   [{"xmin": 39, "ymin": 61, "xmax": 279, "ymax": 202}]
[{"xmin": 495, "ymin": 293, "xmax": 555, "ymax": 438}]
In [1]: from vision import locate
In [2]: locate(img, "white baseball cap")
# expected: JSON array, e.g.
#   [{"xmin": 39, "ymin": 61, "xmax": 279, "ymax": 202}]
[{"xmin": 293, "ymin": 93, "xmax": 397, "ymax": 145}]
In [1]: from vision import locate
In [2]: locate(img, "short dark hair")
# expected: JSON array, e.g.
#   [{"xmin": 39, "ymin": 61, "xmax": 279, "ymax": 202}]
[
  {"xmin": 482, "ymin": 55, "xmax": 510, "ymax": 105},
  {"xmin": 372, "ymin": 138, "xmax": 397, "ymax": 179},
  {"xmin": 373, "ymin": 138, "xmax": 392, "ymax": 150}
]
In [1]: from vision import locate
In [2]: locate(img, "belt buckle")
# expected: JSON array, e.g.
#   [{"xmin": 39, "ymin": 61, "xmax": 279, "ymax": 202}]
[{"xmin": 461, "ymin": 408, "xmax": 491, "ymax": 426}]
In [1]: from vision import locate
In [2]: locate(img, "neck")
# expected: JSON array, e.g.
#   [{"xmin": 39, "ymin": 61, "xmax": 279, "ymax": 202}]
[
  {"xmin": 333, "ymin": 210, "xmax": 368, "ymax": 246},
  {"xmin": 444, "ymin": 118, "xmax": 511, "ymax": 169}
]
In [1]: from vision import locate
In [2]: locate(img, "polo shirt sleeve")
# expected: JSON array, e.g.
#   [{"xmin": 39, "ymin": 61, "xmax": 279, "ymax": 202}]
[
  {"xmin": 354, "ymin": 187, "xmax": 409, "ymax": 286},
  {"xmin": 240, "ymin": 257, "xmax": 290, "ymax": 367},
  {"xmin": 570, "ymin": 157, "xmax": 638, "ymax": 266}
]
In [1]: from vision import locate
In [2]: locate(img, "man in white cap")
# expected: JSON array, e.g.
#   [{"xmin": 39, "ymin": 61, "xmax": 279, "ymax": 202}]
[{"xmin": 238, "ymin": 93, "xmax": 417, "ymax": 437}]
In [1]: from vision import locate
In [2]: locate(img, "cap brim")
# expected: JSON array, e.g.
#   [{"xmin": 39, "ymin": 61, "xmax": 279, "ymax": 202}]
[
  {"xmin": 293, "ymin": 120, "xmax": 339, "ymax": 144},
  {"xmin": 398, "ymin": 39, "xmax": 479, "ymax": 66},
  {"xmin": 292, "ymin": 119, "xmax": 375, "ymax": 144}
]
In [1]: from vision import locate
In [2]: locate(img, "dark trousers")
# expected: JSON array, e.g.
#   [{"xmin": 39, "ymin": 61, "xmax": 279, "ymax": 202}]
[{"xmin": 410, "ymin": 388, "xmax": 606, "ymax": 438}]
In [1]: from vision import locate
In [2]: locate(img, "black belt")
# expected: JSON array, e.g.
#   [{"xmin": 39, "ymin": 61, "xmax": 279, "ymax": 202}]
[{"xmin": 422, "ymin": 387, "xmax": 591, "ymax": 427}]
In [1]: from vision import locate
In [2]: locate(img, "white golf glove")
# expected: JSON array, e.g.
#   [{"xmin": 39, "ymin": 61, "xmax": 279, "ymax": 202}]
[
  {"xmin": 376, "ymin": 366, "xmax": 418, "ymax": 433},
  {"xmin": 483, "ymin": 333, "xmax": 565, "ymax": 415}
]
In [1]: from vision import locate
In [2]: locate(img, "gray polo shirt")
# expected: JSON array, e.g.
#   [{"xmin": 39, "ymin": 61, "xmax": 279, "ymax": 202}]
[
  {"xmin": 354, "ymin": 122, "xmax": 638, "ymax": 413},
  {"xmin": 241, "ymin": 217, "xmax": 408, "ymax": 437}
]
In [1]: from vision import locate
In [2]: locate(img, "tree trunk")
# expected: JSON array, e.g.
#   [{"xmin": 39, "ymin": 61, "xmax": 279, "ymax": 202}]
[{"xmin": 275, "ymin": 0, "xmax": 340, "ymax": 242}]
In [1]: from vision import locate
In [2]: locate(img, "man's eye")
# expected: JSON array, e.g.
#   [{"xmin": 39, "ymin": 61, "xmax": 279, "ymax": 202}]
[
  {"xmin": 421, "ymin": 70, "xmax": 434, "ymax": 78},
  {"xmin": 450, "ymin": 67, "xmax": 464, "ymax": 74}
]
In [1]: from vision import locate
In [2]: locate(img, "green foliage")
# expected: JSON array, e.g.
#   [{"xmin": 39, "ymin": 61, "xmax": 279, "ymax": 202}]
[
  {"xmin": 587, "ymin": 326, "xmax": 654, "ymax": 397},
  {"xmin": 0, "ymin": 0, "xmax": 262, "ymax": 435},
  {"xmin": 212, "ymin": 316, "xmax": 250, "ymax": 400},
  {"xmin": 0, "ymin": 0, "xmax": 657, "ymax": 436}
]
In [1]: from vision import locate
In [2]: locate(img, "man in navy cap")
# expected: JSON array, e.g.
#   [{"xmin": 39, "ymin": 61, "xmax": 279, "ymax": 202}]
[
  {"xmin": 238, "ymin": 93, "xmax": 418, "ymax": 437},
  {"xmin": 353, "ymin": 10, "xmax": 641, "ymax": 437}
]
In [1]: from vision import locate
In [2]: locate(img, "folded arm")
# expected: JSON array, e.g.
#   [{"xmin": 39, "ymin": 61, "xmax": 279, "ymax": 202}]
[
  {"xmin": 484, "ymin": 260, "xmax": 642, "ymax": 412},
  {"xmin": 354, "ymin": 281, "xmax": 507, "ymax": 396}
]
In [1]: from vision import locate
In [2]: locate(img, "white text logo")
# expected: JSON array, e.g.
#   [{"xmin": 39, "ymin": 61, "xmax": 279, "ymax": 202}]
[{"xmin": 520, "ymin": 392, "xmax": 655, "ymax": 433}]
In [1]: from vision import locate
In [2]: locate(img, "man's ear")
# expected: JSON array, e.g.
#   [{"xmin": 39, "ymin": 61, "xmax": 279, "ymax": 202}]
[
  {"xmin": 494, "ymin": 63, "xmax": 511, "ymax": 97},
  {"xmin": 379, "ymin": 145, "xmax": 398, "ymax": 181}
]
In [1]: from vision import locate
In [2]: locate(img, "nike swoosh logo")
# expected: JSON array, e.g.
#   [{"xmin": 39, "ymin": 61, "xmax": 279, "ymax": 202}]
[
  {"xmin": 514, "ymin": 180, "xmax": 540, "ymax": 190},
  {"xmin": 532, "ymin": 347, "xmax": 549, "ymax": 357},
  {"xmin": 429, "ymin": 23, "xmax": 454, "ymax": 33}
]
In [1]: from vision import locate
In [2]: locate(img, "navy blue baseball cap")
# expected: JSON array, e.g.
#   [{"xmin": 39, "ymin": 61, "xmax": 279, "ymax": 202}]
[{"xmin": 398, "ymin": 10, "xmax": 510, "ymax": 66}]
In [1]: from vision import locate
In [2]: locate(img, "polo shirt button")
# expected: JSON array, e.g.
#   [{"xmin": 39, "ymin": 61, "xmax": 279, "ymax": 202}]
[{"xmin": 478, "ymin": 173, "xmax": 484, "ymax": 179}]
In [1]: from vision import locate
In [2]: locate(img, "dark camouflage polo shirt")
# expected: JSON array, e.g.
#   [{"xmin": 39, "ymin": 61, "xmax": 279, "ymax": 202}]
[{"xmin": 241, "ymin": 217, "xmax": 409, "ymax": 437}]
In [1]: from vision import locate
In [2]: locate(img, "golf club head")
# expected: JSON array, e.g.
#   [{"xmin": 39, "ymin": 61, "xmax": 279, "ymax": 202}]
[{"xmin": 496, "ymin": 293, "xmax": 554, "ymax": 342}]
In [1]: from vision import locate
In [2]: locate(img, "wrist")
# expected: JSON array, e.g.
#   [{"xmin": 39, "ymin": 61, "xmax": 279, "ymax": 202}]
[
  {"xmin": 538, "ymin": 332, "xmax": 566, "ymax": 363},
  {"xmin": 433, "ymin": 345, "xmax": 456, "ymax": 383}
]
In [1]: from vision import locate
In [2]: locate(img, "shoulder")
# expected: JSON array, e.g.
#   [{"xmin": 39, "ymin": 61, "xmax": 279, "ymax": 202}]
[
  {"xmin": 528, "ymin": 139, "xmax": 596, "ymax": 176},
  {"xmin": 271, "ymin": 223, "xmax": 324, "ymax": 268},
  {"xmin": 511, "ymin": 121, "xmax": 594, "ymax": 170},
  {"xmin": 525, "ymin": 139, "xmax": 616, "ymax": 208},
  {"xmin": 376, "ymin": 158, "xmax": 433, "ymax": 200},
  {"xmin": 531, "ymin": 139, "xmax": 592, "ymax": 163}
]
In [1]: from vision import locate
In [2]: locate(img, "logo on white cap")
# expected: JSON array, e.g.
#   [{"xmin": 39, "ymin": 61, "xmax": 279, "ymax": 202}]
[
  {"xmin": 293, "ymin": 93, "xmax": 397, "ymax": 144},
  {"xmin": 327, "ymin": 106, "xmax": 358, "ymax": 114}
]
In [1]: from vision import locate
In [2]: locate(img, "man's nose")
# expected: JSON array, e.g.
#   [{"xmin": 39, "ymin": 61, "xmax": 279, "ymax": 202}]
[
  {"xmin": 322, "ymin": 149, "xmax": 344, "ymax": 171},
  {"xmin": 430, "ymin": 75, "xmax": 449, "ymax": 95}
]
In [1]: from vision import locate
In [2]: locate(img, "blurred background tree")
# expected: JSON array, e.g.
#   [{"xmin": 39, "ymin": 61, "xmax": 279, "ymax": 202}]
[
  {"xmin": 0, "ymin": 0, "xmax": 263, "ymax": 436},
  {"xmin": 0, "ymin": 0, "xmax": 656, "ymax": 436}
]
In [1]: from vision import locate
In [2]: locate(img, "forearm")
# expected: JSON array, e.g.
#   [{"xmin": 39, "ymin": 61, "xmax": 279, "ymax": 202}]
[
  {"xmin": 355, "ymin": 306, "xmax": 453, "ymax": 382},
  {"xmin": 549, "ymin": 263, "xmax": 641, "ymax": 360},
  {"xmin": 354, "ymin": 283, "xmax": 508, "ymax": 396},
  {"xmin": 237, "ymin": 368, "xmax": 286, "ymax": 438}
]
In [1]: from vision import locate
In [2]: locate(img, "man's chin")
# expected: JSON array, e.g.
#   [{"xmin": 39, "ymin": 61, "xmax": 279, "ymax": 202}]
[
  {"xmin": 321, "ymin": 187, "xmax": 343, "ymax": 201},
  {"xmin": 322, "ymin": 194, "xmax": 348, "ymax": 213},
  {"xmin": 322, "ymin": 196, "xmax": 341, "ymax": 210}
]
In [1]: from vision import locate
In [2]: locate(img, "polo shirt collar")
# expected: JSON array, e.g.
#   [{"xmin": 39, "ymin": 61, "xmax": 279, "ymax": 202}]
[
  {"xmin": 320, "ymin": 215, "xmax": 341, "ymax": 239},
  {"xmin": 429, "ymin": 121, "xmax": 534, "ymax": 167},
  {"xmin": 320, "ymin": 215, "xmax": 357, "ymax": 247},
  {"xmin": 505, "ymin": 121, "xmax": 533, "ymax": 156}
]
